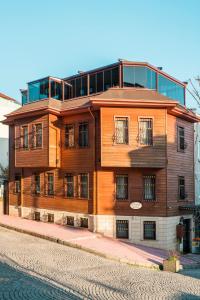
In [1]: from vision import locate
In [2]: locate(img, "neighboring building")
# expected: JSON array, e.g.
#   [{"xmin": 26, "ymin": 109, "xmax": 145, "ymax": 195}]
[
  {"xmin": 194, "ymin": 122, "xmax": 200, "ymax": 205},
  {"xmin": 0, "ymin": 93, "xmax": 20, "ymax": 196},
  {"xmin": 3, "ymin": 60, "xmax": 200, "ymax": 252},
  {"xmin": 194, "ymin": 122, "xmax": 200, "ymax": 242}
]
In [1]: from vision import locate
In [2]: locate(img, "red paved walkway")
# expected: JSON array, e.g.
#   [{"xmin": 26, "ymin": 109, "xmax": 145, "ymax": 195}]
[{"xmin": 0, "ymin": 215, "xmax": 199, "ymax": 269}]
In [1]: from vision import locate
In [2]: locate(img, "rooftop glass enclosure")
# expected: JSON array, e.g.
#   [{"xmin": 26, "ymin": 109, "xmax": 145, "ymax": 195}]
[
  {"xmin": 22, "ymin": 77, "xmax": 67, "ymax": 105},
  {"xmin": 21, "ymin": 62, "xmax": 185, "ymax": 106}
]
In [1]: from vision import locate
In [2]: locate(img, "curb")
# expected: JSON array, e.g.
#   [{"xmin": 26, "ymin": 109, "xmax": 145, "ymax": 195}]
[{"xmin": 0, "ymin": 222, "xmax": 161, "ymax": 270}]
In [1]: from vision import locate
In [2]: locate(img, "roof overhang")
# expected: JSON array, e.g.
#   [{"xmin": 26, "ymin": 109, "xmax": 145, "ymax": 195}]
[{"xmin": 90, "ymin": 98, "xmax": 178, "ymax": 109}]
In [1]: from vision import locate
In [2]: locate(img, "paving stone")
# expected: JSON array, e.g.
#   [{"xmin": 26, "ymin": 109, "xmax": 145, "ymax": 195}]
[{"xmin": 0, "ymin": 227, "xmax": 200, "ymax": 300}]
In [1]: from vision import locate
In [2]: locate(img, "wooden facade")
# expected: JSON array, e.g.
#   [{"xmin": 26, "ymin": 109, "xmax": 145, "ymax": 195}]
[{"xmin": 5, "ymin": 90, "xmax": 199, "ymax": 220}]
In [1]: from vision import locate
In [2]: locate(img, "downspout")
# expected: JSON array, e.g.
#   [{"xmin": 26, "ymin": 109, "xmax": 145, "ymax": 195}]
[{"xmin": 88, "ymin": 106, "xmax": 98, "ymax": 231}]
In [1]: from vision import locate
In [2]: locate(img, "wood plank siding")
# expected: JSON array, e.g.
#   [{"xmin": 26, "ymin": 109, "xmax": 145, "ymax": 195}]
[
  {"xmin": 100, "ymin": 107, "xmax": 167, "ymax": 168},
  {"xmin": 6, "ymin": 92, "xmax": 198, "ymax": 219},
  {"xmin": 166, "ymin": 114, "xmax": 194, "ymax": 216}
]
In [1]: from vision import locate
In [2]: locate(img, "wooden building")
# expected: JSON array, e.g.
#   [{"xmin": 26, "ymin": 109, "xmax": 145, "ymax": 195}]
[{"xmin": 3, "ymin": 60, "xmax": 200, "ymax": 252}]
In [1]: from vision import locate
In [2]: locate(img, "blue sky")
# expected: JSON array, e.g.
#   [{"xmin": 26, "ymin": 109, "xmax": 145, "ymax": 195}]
[{"xmin": 0, "ymin": 0, "xmax": 199, "ymax": 108}]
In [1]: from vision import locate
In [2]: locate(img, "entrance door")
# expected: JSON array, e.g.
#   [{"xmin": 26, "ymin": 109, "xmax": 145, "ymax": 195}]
[
  {"xmin": 183, "ymin": 219, "xmax": 191, "ymax": 253},
  {"xmin": 3, "ymin": 180, "xmax": 9, "ymax": 215},
  {"xmin": 116, "ymin": 220, "xmax": 129, "ymax": 239}
]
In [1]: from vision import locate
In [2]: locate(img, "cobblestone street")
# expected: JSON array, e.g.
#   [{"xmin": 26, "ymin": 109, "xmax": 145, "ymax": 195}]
[{"xmin": 0, "ymin": 227, "xmax": 200, "ymax": 300}]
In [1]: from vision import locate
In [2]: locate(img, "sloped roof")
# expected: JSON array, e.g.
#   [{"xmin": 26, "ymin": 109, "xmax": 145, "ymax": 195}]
[
  {"xmin": 3, "ymin": 87, "xmax": 199, "ymax": 123},
  {"xmin": 91, "ymin": 88, "xmax": 179, "ymax": 103},
  {"xmin": 0, "ymin": 92, "xmax": 17, "ymax": 102}
]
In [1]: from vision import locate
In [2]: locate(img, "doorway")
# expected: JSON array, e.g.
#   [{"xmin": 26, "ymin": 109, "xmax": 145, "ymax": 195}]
[{"xmin": 183, "ymin": 219, "xmax": 191, "ymax": 253}]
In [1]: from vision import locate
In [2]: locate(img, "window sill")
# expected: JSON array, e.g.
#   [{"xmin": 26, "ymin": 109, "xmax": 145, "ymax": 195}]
[
  {"xmin": 177, "ymin": 149, "xmax": 185, "ymax": 153},
  {"xmin": 142, "ymin": 199, "xmax": 156, "ymax": 202},
  {"xmin": 31, "ymin": 147, "xmax": 43, "ymax": 150},
  {"xmin": 44, "ymin": 194, "xmax": 54, "ymax": 198},
  {"xmin": 78, "ymin": 146, "xmax": 90, "ymax": 149},
  {"xmin": 115, "ymin": 199, "xmax": 129, "ymax": 202},
  {"xmin": 64, "ymin": 146, "xmax": 75, "ymax": 150}
]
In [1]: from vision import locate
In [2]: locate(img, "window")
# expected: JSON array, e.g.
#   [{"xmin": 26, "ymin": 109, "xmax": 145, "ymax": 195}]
[
  {"xmin": 79, "ymin": 123, "xmax": 89, "ymax": 147},
  {"xmin": 144, "ymin": 221, "xmax": 156, "ymax": 240},
  {"xmin": 65, "ymin": 124, "xmax": 75, "ymax": 147},
  {"xmin": 89, "ymin": 74, "xmax": 96, "ymax": 94},
  {"xmin": 64, "ymin": 174, "xmax": 74, "ymax": 198},
  {"xmin": 179, "ymin": 176, "xmax": 186, "ymax": 200},
  {"xmin": 28, "ymin": 78, "xmax": 49, "ymax": 102},
  {"xmin": 35, "ymin": 124, "xmax": 42, "ymax": 148},
  {"xmin": 48, "ymin": 213, "xmax": 54, "ymax": 223},
  {"xmin": 143, "ymin": 175, "xmax": 156, "ymax": 201},
  {"xmin": 22, "ymin": 126, "xmax": 28, "ymax": 149},
  {"xmin": 115, "ymin": 117, "xmax": 129, "ymax": 144},
  {"xmin": 123, "ymin": 66, "xmax": 156, "ymax": 89},
  {"xmin": 104, "ymin": 69, "xmax": 112, "ymax": 90},
  {"xmin": 116, "ymin": 175, "xmax": 128, "ymax": 200},
  {"xmin": 116, "ymin": 220, "xmax": 129, "ymax": 239},
  {"xmin": 139, "ymin": 118, "xmax": 153, "ymax": 145},
  {"xmin": 158, "ymin": 74, "xmax": 185, "ymax": 105},
  {"xmin": 34, "ymin": 174, "xmax": 40, "ymax": 194},
  {"xmin": 32, "ymin": 123, "xmax": 42, "ymax": 148},
  {"xmin": 97, "ymin": 72, "xmax": 103, "ymax": 93},
  {"xmin": 67, "ymin": 216, "xmax": 74, "ymax": 226},
  {"xmin": 79, "ymin": 174, "xmax": 89, "ymax": 198},
  {"xmin": 14, "ymin": 174, "xmax": 21, "ymax": 193},
  {"xmin": 177, "ymin": 126, "xmax": 185, "ymax": 151},
  {"xmin": 81, "ymin": 218, "xmax": 88, "ymax": 228},
  {"xmin": 47, "ymin": 173, "xmax": 54, "ymax": 196}
]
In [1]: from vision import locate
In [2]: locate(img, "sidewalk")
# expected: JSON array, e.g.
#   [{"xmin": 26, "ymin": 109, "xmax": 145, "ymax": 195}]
[{"xmin": 0, "ymin": 215, "xmax": 200, "ymax": 270}]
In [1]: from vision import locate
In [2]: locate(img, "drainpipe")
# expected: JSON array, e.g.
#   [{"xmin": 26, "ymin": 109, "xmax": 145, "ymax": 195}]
[{"xmin": 88, "ymin": 107, "xmax": 97, "ymax": 231}]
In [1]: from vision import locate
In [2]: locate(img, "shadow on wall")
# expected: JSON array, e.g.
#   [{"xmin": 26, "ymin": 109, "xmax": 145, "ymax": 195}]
[{"xmin": 0, "ymin": 257, "xmax": 82, "ymax": 299}]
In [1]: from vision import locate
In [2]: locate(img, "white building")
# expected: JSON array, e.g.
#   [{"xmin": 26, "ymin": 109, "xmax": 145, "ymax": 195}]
[{"xmin": 0, "ymin": 92, "xmax": 21, "ymax": 196}]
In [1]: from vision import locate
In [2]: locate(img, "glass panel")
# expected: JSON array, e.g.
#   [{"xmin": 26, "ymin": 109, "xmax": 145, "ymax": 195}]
[
  {"xmin": 97, "ymin": 72, "xmax": 103, "ymax": 92},
  {"xmin": 116, "ymin": 175, "xmax": 128, "ymax": 200},
  {"xmin": 79, "ymin": 123, "xmax": 89, "ymax": 147},
  {"xmin": 147, "ymin": 68, "xmax": 156, "ymax": 89},
  {"xmin": 22, "ymin": 126, "xmax": 28, "ymax": 149},
  {"xmin": 81, "ymin": 76, "xmax": 87, "ymax": 96},
  {"xmin": 35, "ymin": 175, "xmax": 40, "ymax": 194},
  {"xmin": 75, "ymin": 77, "xmax": 81, "ymax": 98},
  {"xmin": 139, "ymin": 118, "xmax": 153, "ymax": 145},
  {"xmin": 90, "ymin": 74, "xmax": 96, "ymax": 94},
  {"xmin": 144, "ymin": 176, "xmax": 155, "ymax": 200},
  {"xmin": 15, "ymin": 174, "xmax": 21, "ymax": 193},
  {"xmin": 144, "ymin": 221, "xmax": 156, "ymax": 240},
  {"xmin": 21, "ymin": 90, "xmax": 28, "ymax": 105},
  {"xmin": 64, "ymin": 83, "xmax": 72, "ymax": 100},
  {"xmin": 35, "ymin": 124, "xmax": 42, "ymax": 148},
  {"xmin": 123, "ymin": 66, "xmax": 156, "ymax": 89},
  {"xmin": 80, "ymin": 174, "xmax": 88, "ymax": 198},
  {"xmin": 115, "ymin": 117, "xmax": 128, "ymax": 144},
  {"xmin": 50, "ymin": 80, "xmax": 62, "ymax": 100},
  {"xmin": 48, "ymin": 174, "xmax": 54, "ymax": 195},
  {"xmin": 104, "ymin": 69, "xmax": 112, "ymax": 91},
  {"xmin": 28, "ymin": 78, "xmax": 49, "ymax": 102},
  {"xmin": 65, "ymin": 174, "xmax": 74, "ymax": 198},
  {"xmin": 158, "ymin": 74, "xmax": 185, "ymax": 105},
  {"xmin": 65, "ymin": 124, "xmax": 74, "ymax": 147},
  {"xmin": 111, "ymin": 67, "xmax": 119, "ymax": 87},
  {"xmin": 123, "ymin": 66, "xmax": 135, "ymax": 87},
  {"xmin": 134, "ymin": 67, "xmax": 146, "ymax": 87},
  {"xmin": 68, "ymin": 79, "xmax": 75, "ymax": 98}
]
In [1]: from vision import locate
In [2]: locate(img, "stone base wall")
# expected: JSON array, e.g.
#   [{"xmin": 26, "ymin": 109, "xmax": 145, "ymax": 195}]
[{"xmin": 9, "ymin": 205, "xmax": 193, "ymax": 251}]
